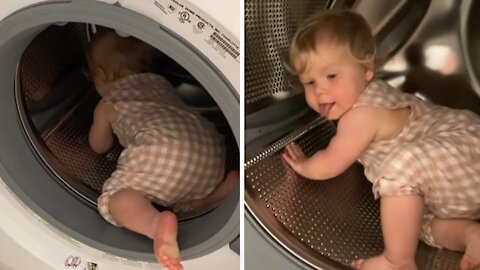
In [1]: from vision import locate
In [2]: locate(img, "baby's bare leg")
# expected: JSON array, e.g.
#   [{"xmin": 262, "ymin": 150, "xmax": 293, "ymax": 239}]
[
  {"xmin": 187, "ymin": 170, "xmax": 239, "ymax": 214},
  {"xmin": 431, "ymin": 218, "xmax": 480, "ymax": 270},
  {"xmin": 108, "ymin": 188, "xmax": 183, "ymax": 270},
  {"xmin": 352, "ymin": 195, "xmax": 423, "ymax": 270}
]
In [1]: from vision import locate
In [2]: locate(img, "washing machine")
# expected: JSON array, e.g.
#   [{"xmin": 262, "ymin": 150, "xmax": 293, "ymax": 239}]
[
  {"xmin": 0, "ymin": 1, "xmax": 240, "ymax": 269},
  {"xmin": 245, "ymin": 0, "xmax": 479, "ymax": 269}
]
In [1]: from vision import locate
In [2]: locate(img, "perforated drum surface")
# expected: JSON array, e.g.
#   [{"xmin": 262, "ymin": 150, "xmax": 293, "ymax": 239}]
[
  {"xmin": 245, "ymin": 118, "xmax": 464, "ymax": 269},
  {"xmin": 245, "ymin": 0, "xmax": 330, "ymax": 112},
  {"xmin": 41, "ymin": 94, "xmax": 123, "ymax": 197},
  {"xmin": 17, "ymin": 23, "xmax": 239, "ymax": 211},
  {"xmin": 19, "ymin": 24, "xmax": 87, "ymax": 104}
]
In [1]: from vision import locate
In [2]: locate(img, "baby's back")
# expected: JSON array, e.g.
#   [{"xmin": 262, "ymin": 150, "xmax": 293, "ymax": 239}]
[
  {"xmin": 104, "ymin": 72, "xmax": 222, "ymax": 149},
  {"xmin": 100, "ymin": 72, "xmax": 226, "ymax": 205}
]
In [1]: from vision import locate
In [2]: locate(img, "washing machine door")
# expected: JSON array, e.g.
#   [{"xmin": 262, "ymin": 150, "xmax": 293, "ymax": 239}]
[{"xmin": 0, "ymin": 0, "xmax": 239, "ymax": 269}]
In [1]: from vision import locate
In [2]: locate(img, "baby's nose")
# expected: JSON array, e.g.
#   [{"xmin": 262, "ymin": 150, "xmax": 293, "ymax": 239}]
[{"xmin": 314, "ymin": 85, "xmax": 326, "ymax": 96}]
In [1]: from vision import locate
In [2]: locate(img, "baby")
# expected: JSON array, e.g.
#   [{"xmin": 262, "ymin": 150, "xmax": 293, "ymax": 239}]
[
  {"xmin": 282, "ymin": 10, "xmax": 480, "ymax": 270},
  {"xmin": 87, "ymin": 28, "xmax": 238, "ymax": 270}
]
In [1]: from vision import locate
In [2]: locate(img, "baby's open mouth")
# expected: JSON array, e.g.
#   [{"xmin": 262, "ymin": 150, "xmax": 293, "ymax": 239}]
[{"xmin": 318, "ymin": 102, "xmax": 334, "ymax": 117}]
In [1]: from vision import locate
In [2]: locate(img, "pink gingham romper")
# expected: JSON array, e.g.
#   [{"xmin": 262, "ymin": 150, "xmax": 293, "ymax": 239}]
[
  {"xmin": 97, "ymin": 73, "xmax": 225, "ymax": 226},
  {"xmin": 355, "ymin": 80, "xmax": 480, "ymax": 248}
]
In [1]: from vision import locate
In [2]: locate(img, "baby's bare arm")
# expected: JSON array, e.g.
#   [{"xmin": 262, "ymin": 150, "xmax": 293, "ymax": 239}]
[
  {"xmin": 284, "ymin": 107, "xmax": 378, "ymax": 180},
  {"xmin": 89, "ymin": 101, "xmax": 115, "ymax": 154}
]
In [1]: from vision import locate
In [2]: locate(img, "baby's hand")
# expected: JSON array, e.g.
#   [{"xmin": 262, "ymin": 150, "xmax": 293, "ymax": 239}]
[{"xmin": 282, "ymin": 143, "xmax": 307, "ymax": 174}]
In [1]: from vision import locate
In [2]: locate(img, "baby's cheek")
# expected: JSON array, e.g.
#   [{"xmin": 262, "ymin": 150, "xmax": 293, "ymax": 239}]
[
  {"xmin": 94, "ymin": 81, "xmax": 106, "ymax": 96},
  {"xmin": 305, "ymin": 93, "xmax": 319, "ymax": 111}
]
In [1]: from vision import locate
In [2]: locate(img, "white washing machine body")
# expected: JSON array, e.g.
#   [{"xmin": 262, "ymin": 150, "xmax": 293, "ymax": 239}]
[
  {"xmin": 0, "ymin": 1, "xmax": 239, "ymax": 269},
  {"xmin": 0, "ymin": 182, "xmax": 239, "ymax": 270}
]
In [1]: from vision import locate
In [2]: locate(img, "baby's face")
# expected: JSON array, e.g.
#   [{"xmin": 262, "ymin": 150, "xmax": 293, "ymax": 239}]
[
  {"xmin": 297, "ymin": 42, "xmax": 373, "ymax": 120},
  {"xmin": 91, "ymin": 70, "xmax": 110, "ymax": 97}
]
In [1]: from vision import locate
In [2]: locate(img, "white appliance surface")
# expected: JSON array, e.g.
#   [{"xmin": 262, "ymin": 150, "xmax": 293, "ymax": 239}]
[
  {"xmin": 0, "ymin": 0, "xmax": 239, "ymax": 36},
  {"xmin": 0, "ymin": 228, "xmax": 238, "ymax": 270}
]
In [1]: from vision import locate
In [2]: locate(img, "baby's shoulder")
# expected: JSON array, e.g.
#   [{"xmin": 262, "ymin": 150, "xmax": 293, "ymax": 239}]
[
  {"xmin": 342, "ymin": 106, "xmax": 393, "ymax": 132},
  {"xmin": 341, "ymin": 106, "xmax": 383, "ymax": 128},
  {"xmin": 347, "ymin": 104, "xmax": 411, "ymax": 142},
  {"xmin": 347, "ymin": 105, "xmax": 389, "ymax": 119},
  {"xmin": 97, "ymin": 100, "xmax": 118, "ymax": 123}
]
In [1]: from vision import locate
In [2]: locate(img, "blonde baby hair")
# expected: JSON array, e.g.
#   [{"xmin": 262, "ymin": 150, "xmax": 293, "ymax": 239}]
[
  {"xmin": 288, "ymin": 9, "xmax": 376, "ymax": 76},
  {"xmin": 87, "ymin": 27, "xmax": 156, "ymax": 80}
]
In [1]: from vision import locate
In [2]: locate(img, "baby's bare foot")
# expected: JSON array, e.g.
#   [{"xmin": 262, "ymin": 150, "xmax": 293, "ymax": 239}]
[
  {"xmin": 153, "ymin": 211, "xmax": 183, "ymax": 270},
  {"xmin": 461, "ymin": 225, "xmax": 480, "ymax": 270},
  {"xmin": 214, "ymin": 170, "xmax": 240, "ymax": 199},
  {"xmin": 189, "ymin": 170, "xmax": 239, "ymax": 212},
  {"xmin": 351, "ymin": 254, "xmax": 416, "ymax": 270}
]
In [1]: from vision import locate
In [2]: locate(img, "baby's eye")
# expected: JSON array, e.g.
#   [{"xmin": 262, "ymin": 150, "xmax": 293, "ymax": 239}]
[
  {"xmin": 302, "ymin": 80, "xmax": 315, "ymax": 86},
  {"xmin": 326, "ymin": 74, "xmax": 337, "ymax": 80}
]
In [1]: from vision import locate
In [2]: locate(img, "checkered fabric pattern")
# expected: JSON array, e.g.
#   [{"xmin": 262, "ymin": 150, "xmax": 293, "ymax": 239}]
[
  {"xmin": 355, "ymin": 80, "xmax": 480, "ymax": 248},
  {"xmin": 97, "ymin": 73, "xmax": 225, "ymax": 226}
]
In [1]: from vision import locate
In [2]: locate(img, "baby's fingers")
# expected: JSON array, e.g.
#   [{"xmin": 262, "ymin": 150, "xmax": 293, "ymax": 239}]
[
  {"xmin": 282, "ymin": 151, "xmax": 296, "ymax": 168},
  {"xmin": 286, "ymin": 143, "xmax": 304, "ymax": 158},
  {"xmin": 285, "ymin": 144, "xmax": 299, "ymax": 160}
]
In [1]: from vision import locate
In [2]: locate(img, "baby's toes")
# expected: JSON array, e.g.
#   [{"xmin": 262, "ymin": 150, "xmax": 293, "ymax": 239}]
[
  {"xmin": 460, "ymin": 258, "xmax": 470, "ymax": 270},
  {"xmin": 351, "ymin": 259, "xmax": 363, "ymax": 269},
  {"xmin": 160, "ymin": 257, "xmax": 183, "ymax": 270},
  {"xmin": 167, "ymin": 261, "xmax": 183, "ymax": 270},
  {"xmin": 462, "ymin": 227, "xmax": 480, "ymax": 270},
  {"xmin": 460, "ymin": 257, "xmax": 480, "ymax": 270}
]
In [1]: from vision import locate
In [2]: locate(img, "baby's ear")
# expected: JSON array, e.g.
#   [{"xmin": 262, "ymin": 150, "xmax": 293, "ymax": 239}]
[
  {"xmin": 364, "ymin": 59, "xmax": 375, "ymax": 81},
  {"xmin": 95, "ymin": 67, "xmax": 114, "ymax": 82}
]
